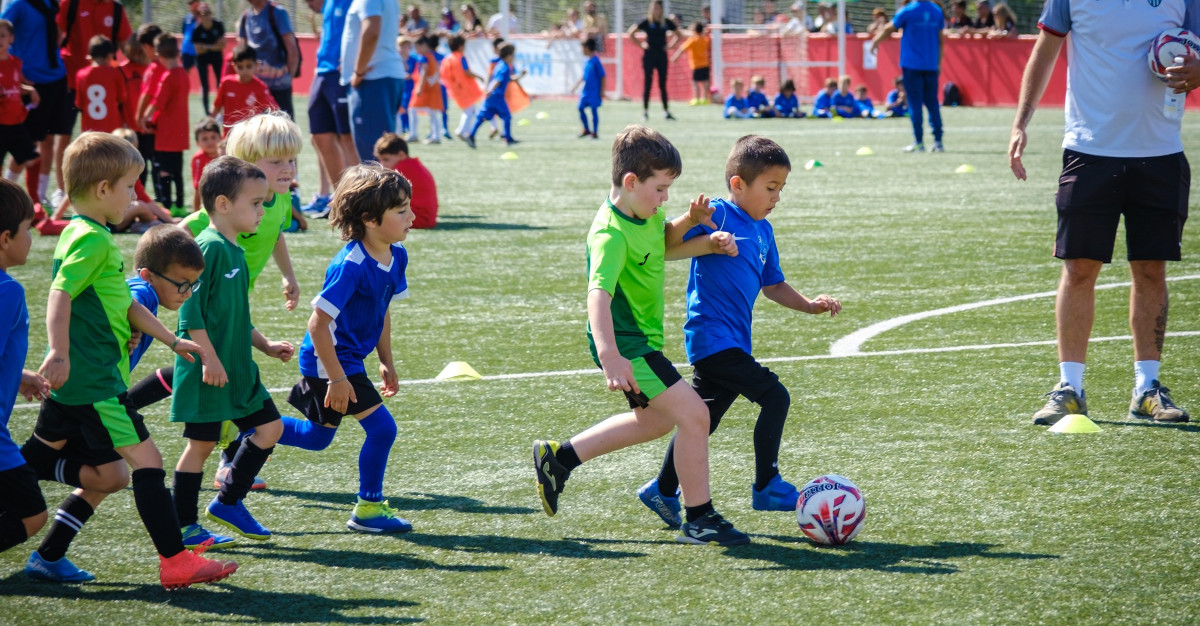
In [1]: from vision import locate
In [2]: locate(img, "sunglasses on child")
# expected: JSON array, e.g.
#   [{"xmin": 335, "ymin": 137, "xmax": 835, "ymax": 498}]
[{"xmin": 144, "ymin": 268, "xmax": 202, "ymax": 294}]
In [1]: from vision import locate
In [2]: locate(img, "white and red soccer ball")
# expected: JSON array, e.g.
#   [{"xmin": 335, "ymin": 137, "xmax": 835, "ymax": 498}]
[
  {"xmin": 796, "ymin": 474, "xmax": 865, "ymax": 546},
  {"xmin": 1148, "ymin": 28, "xmax": 1200, "ymax": 81}
]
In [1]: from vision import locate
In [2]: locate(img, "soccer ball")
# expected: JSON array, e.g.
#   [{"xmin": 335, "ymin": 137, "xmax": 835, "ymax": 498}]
[
  {"xmin": 796, "ymin": 474, "xmax": 865, "ymax": 546},
  {"xmin": 1148, "ymin": 28, "xmax": 1200, "ymax": 81}
]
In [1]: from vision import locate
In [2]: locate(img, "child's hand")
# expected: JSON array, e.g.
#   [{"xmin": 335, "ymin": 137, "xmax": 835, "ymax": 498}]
[
  {"xmin": 127, "ymin": 330, "xmax": 143, "ymax": 355},
  {"xmin": 324, "ymin": 377, "xmax": 357, "ymax": 414},
  {"xmin": 379, "ymin": 363, "xmax": 399, "ymax": 397},
  {"xmin": 38, "ymin": 350, "xmax": 69, "ymax": 390},
  {"xmin": 172, "ymin": 337, "xmax": 203, "ymax": 363},
  {"xmin": 203, "ymin": 359, "xmax": 228, "ymax": 388},
  {"xmin": 687, "ymin": 194, "xmax": 718, "ymax": 230},
  {"xmin": 599, "ymin": 353, "xmax": 640, "ymax": 394},
  {"xmin": 709, "ymin": 231, "xmax": 739, "ymax": 257},
  {"xmin": 19, "ymin": 370, "xmax": 49, "ymax": 401},
  {"xmin": 282, "ymin": 277, "xmax": 299, "ymax": 311},
  {"xmin": 809, "ymin": 294, "xmax": 841, "ymax": 317},
  {"xmin": 266, "ymin": 341, "xmax": 295, "ymax": 362}
]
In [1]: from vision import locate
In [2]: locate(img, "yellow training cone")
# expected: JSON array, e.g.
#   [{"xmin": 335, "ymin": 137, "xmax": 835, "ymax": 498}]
[
  {"xmin": 436, "ymin": 361, "xmax": 482, "ymax": 381},
  {"xmin": 500, "ymin": 151, "xmax": 519, "ymax": 160},
  {"xmin": 831, "ymin": 116, "xmax": 845, "ymax": 123},
  {"xmin": 1048, "ymin": 414, "xmax": 1101, "ymax": 434},
  {"xmin": 517, "ymin": 119, "xmax": 532, "ymax": 126},
  {"xmin": 536, "ymin": 111, "xmax": 550, "ymax": 119},
  {"xmin": 856, "ymin": 146, "xmax": 874, "ymax": 156},
  {"xmin": 955, "ymin": 164, "xmax": 976, "ymax": 174}
]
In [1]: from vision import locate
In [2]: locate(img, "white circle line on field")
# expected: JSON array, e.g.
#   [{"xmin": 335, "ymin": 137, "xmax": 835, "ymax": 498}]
[
  {"xmin": 828, "ymin": 274, "xmax": 1200, "ymax": 357},
  {"xmin": 12, "ymin": 332, "xmax": 1200, "ymax": 412}
]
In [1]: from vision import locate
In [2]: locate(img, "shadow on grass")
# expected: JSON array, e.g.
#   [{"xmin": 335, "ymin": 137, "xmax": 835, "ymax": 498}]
[
  {"xmin": 1090, "ymin": 419, "xmax": 1199, "ymax": 432},
  {"xmin": 396, "ymin": 533, "xmax": 649, "ymax": 559},
  {"xmin": 719, "ymin": 538, "xmax": 1059, "ymax": 573},
  {"xmin": 224, "ymin": 543, "xmax": 505, "ymax": 573},
  {"xmin": 0, "ymin": 574, "xmax": 421, "ymax": 623},
  {"xmin": 267, "ymin": 489, "xmax": 537, "ymax": 515},
  {"xmin": 431, "ymin": 215, "xmax": 547, "ymax": 231}
]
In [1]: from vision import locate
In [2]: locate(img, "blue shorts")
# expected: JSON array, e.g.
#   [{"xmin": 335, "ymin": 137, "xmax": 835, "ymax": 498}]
[
  {"xmin": 308, "ymin": 71, "xmax": 351, "ymax": 135},
  {"xmin": 478, "ymin": 102, "xmax": 511, "ymax": 120}
]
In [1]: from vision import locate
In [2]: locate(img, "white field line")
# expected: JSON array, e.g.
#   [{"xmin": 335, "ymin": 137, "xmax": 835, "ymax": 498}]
[{"xmin": 13, "ymin": 276, "xmax": 1200, "ymax": 411}]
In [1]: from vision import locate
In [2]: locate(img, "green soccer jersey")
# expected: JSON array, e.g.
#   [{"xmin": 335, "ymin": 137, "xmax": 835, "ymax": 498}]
[
  {"xmin": 49, "ymin": 216, "xmax": 132, "ymax": 404},
  {"xmin": 171, "ymin": 227, "xmax": 270, "ymax": 423},
  {"xmin": 179, "ymin": 191, "xmax": 291, "ymax": 289},
  {"xmin": 586, "ymin": 199, "xmax": 666, "ymax": 361}
]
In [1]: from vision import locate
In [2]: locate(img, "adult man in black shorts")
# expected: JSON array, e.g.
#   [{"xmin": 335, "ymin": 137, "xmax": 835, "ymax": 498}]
[{"xmin": 1009, "ymin": 0, "xmax": 1197, "ymax": 425}]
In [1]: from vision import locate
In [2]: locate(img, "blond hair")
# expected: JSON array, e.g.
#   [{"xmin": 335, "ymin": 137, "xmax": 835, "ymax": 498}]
[
  {"xmin": 112, "ymin": 127, "xmax": 138, "ymax": 146},
  {"xmin": 224, "ymin": 110, "xmax": 303, "ymax": 164},
  {"xmin": 63, "ymin": 132, "xmax": 144, "ymax": 201}
]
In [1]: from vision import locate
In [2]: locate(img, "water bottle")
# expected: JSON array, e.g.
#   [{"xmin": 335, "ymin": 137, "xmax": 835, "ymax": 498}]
[{"xmin": 1164, "ymin": 56, "xmax": 1185, "ymax": 120}]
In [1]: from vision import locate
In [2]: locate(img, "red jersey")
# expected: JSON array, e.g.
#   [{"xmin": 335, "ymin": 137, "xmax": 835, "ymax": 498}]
[
  {"xmin": 138, "ymin": 60, "xmax": 166, "ymax": 124},
  {"xmin": 57, "ymin": 0, "xmax": 132, "ymax": 89},
  {"xmin": 213, "ymin": 75, "xmax": 277, "ymax": 130},
  {"xmin": 149, "ymin": 67, "xmax": 189, "ymax": 152},
  {"xmin": 134, "ymin": 178, "xmax": 151, "ymax": 203},
  {"xmin": 75, "ymin": 65, "xmax": 127, "ymax": 133},
  {"xmin": 393, "ymin": 157, "xmax": 438, "ymax": 229},
  {"xmin": 191, "ymin": 150, "xmax": 215, "ymax": 190},
  {"xmin": 119, "ymin": 60, "xmax": 146, "ymax": 130},
  {"xmin": 0, "ymin": 56, "xmax": 27, "ymax": 126}
]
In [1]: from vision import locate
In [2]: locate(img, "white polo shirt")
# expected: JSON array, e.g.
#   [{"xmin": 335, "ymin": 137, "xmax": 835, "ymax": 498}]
[{"xmin": 1039, "ymin": 0, "xmax": 1200, "ymax": 157}]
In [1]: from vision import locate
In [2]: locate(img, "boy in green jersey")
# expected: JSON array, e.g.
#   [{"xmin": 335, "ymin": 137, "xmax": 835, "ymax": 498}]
[
  {"xmin": 30, "ymin": 132, "xmax": 237, "ymax": 589},
  {"xmin": 172, "ymin": 156, "xmax": 294, "ymax": 543},
  {"xmin": 533, "ymin": 125, "xmax": 752, "ymax": 546}
]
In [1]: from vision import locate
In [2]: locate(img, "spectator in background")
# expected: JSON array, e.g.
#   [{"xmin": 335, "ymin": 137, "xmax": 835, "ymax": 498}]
[
  {"xmin": 438, "ymin": 8, "xmax": 460, "ymax": 34},
  {"xmin": 781, "ymin": 1, "xmax": 815, "ymax": 35},
  {"xmin": 584, "ymin": 1, "xmax": 609, "ymax": 52},
  {"xmin": 488, "ymin": 9, "xmax": 521, "ymax": 35},
  {"xmin": 181, "ymin": 1, "xmax": 201, "ymax": 73},
  {"xmin": 460, "ymin": 4, "xmax": 486, "ymax": 36},
  {"xmin": 867, "ymin": 8, "xmax": 889, "ymax": 37},
  {"xmin": 814, "ymin": 2, "xmax": 852, "ymax": 34},
  {"xmin": 871, "ymin": 0, "xmax": 944, "ymax": 151},
  {"xmin": 970, "ymin": 0, "xmax": 995, "ymax": 32},
  {"xmin": 946, "ymin": 0, "xmax": 971, "ymax": 31},
  {"xmin": 405, "ymin": 5, "xmax": 430, "ymax": 35},
  {"xmin": 342, "ymin": 0, "xmax": 405, "ymax": 162},
  {"xmin": 988, "ymin": 3, "xmax": 1018, "ymax": 38},
  {"xmin": 628, "ymin": 0, "xmax": 679, "ymax": 122},
  {"xmin": 191, "ymin": 3, "xmax": 227, "ymax": 116},
  {"xmin": 237, "ymin": 0, "xmax": 300, "ymax": 121}
]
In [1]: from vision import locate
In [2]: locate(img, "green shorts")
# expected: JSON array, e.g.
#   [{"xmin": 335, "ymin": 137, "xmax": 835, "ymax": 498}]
[{"xmin": 594, "ymin": 350, "xmax": 682, "ymax": 409}]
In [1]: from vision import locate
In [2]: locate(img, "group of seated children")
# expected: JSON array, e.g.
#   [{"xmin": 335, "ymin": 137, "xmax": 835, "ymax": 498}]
[{"xmin": 724, "ymin": 75, "xmax": 908, "ymax": 120}]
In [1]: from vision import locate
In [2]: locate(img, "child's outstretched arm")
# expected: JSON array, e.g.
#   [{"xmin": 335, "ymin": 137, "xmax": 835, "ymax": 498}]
[
  {"xmin": 588, "ymin": 288, "xmax": 639, "ymax": 394},
  {"xmin": 40, "ymin": 290, "xmax": 72, "ymax": 389},
  {"xmin": 376, "ymin": 311, "xmax": 398, "ymax": 398},
  {"xmin": 665, "ymin": 194, "xmax": 738, "ymax": 260},
  {"xmin": 128, "ymin": 301, "xmax": 203, "ymax": 362},
  {"xmin": 271, "ymin": 234, "xmax": 300, "ymax": 311},
  {"xmin": 251, "ymin": 328, "xmax": 294, "ymax": 362},
  {"xmin": 307, "ymin": 308, "xmax": 356, "ymax": 413},
  {"xmin": 762, "ymin": 281, "xmax": 842, "ymax": 317}
]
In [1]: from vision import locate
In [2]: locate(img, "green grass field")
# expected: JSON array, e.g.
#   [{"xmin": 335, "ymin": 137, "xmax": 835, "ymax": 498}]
[{"xmin": 2, "ymin": 98, "xmax": 1199, "ymax": 624}]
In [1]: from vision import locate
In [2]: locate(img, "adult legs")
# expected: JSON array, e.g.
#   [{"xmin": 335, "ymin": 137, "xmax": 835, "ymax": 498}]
[
  {"xmin": 902, "ymin": 67, "xmax": 925, "ymax": 145},
  {"xmin": 1056, "ymin": 258, "xmax": 1102, "ymax": 365},
  {"xmin": 924, "ymin": 69, "xmax": 943, "ymax": 143},
  {"xmin": 655, "ymin": 55, "xmax": 670, "ymax": 112},
  {"xmin": 349, "ymin": 77, "xmax": 402, "ymax": 162},
  {"xmin": 1129, "ymin": 260, "xmax": 1168, "ymax": 362},
  {"xmin": 642, "ymin": 55, "xmax": 655, "ymax": 111}
]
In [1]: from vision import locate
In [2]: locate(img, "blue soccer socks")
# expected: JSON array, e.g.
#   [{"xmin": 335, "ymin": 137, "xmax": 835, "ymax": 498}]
[
  {"xmin": 357, "ymin": 406, "xmax": 397, "ymax": 502},
  {"xmin": 279, "ymin": 416, "xmax": 337, "ymax": 451}
]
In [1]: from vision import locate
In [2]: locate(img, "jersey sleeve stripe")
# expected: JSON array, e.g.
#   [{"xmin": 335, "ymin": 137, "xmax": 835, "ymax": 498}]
[{"xmin": 313, "ymin": 295, "xmax": 341, "ymax": 319}]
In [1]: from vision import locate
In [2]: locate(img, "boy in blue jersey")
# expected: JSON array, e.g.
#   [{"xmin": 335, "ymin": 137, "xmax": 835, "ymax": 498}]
[
  {"xmin": 747, "ymin": 76, "xmax": 773, "ymax": 118},
  {"xmin": 0, "ymin": 179, "xmax": 50, "ymax": 565},
  {"xmin": 574, "ymin": 38, "xmax": 606, "ymax": 139},
  {"xmin": 278, "ymin": 163, "xmax": 413, "ymax": 533},
  {"xmin": 812, "ymin": 78, "xmax": 836, "ymax": 117},
  {"xmin": 464, "ymin": 43, "xmax": 517, "ymax": 148},
  {"xmin": 637, "ymin": 135, "xmax": 841, "ymax": 528},
  {"xmin": 398, "ymin": 37, "xmax": 415, "ymax": 135},
  {"xmin": 832, "ymin": 75, "xmax": 857, "ymax": 117},
  {"xmin": 855, "ymin": 85, "xmax": 877, "ymax": 118},
  {"xmin": 885, "ymin": 77, "xmax": 908, "ymax": 117},
  {"xmin": 773, "ymin": 79, "xmax": 803, "ymax": 118},
  {"xmin": 724, "ymin": 78, "xmax": 753, "ymax": 119}
]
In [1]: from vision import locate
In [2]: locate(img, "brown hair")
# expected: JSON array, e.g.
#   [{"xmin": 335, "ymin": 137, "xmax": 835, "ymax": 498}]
[
  {"xmin": 610, "ymin": 125, "xmax": 681, "ymax": 187},
  {"xmin": 199, "ymin": 155, "xmax": 266, "ymax": 213},
  {"xmin": 63, "ymin": 132, "xmax": 145, "ymax": 202},
  {"xmin": 330, "ymin": 163, "xmax": 413, "ymax": 241},
  {"xmin": 725, "ymin": 135, "xmax": 791, "ymax": 190},
  {"xmin": 0, "ymin": 178, "xmax": 34, "ymax": 238},
  {"xmin": 155, "ymin": 33, "xmax": 179, "ymax": 59},
  {"xmin": 135, "ymin": 224, "xmax": 204, "ymax": 273},
  {"xmin": 374, "ymin": 132, "xmax": 409, "ymax": 157}
]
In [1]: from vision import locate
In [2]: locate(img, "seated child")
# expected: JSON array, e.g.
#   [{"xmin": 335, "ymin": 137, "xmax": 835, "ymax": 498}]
[
  {"xmin": 773, "ymin": 79, "xmax": 803, "ymax": 118},
  {"xmin": 747, "ymin": 75, "xmax": 773, "ymax": 118},
  {"xmin": 723, "ymin": 78, "xmax": 753, "ymax": 119},
  {"xmin": 832, "ymin": 75, "xmax": 857, "ymax": 118},
  {"xmin": 812, "ymin": 78, "xmax": 837, "ymax": 118},
  {"xmin": 854, "ymin": 85, "xmax": 876, "ymax": 118},
  {"xmin": 374, "ymin": 133, "xmax": 438, "ymax": 229},
  {"xmin": 886, "ymin": 76, "xmax": 908, "ymax": 117},
  {"xmin": 191, "ymin": 118, "xmax": 221, "ymax": 213}
]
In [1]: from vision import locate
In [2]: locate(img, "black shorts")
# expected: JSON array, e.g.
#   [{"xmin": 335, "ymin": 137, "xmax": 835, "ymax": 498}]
[
  {"xmin": 34, "ymin": 396, "xmax": 151, "ymax": 455},
  {"xmin": 692, "ymin": 67, "xmax": 711, "ymax": 82},
  {"xmin": 0, "ymin": 123, "xmax": 38, "ymax": 165},
  {"xmin": 1055, "ymin": 149, "xmax": 1189, "ymax": 263},
  {"xmin": 690, "ymin": 348, "xmax": 783, "ymax": 416},
  {"xmin": 25, "ymin": 79, "xmax": 68, "ymax": 141},
  {"xmin": 181, "ymin": 399, "xmax": 283, "ymax": 442},
  {"xmin": 287, "ymin": 372, "xmax": 383, "ymax": 427},
  {"xmin": 0, "ymin": 464, "xmax": 46, "ymax": 519}
]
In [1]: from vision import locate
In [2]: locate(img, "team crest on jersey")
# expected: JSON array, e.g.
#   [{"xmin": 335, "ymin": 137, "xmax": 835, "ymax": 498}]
[
  {"xmin": 1148, "ymin": 0, "xmax": 1162, "ymax": 6},
  {"xmin": 104, "ymin": 16, "xmax": 114, "ymax": 27}
]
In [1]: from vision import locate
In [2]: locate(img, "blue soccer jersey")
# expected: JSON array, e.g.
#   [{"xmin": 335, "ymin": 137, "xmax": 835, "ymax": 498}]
[
  {"xmin": 774, "ymin": 93, "xmax": 799, "ymax": 116},
  {"xmin": 747, "ymin": 90, "xmax": 769, "ymax": 111},
  {"xmin": 299, "ymin": 241, "xmax": 409, "ymax": 379},
  {"xmin": 813, "ymin": 90, "xmax": 834, "ymax": 116},
  {"xmin": 581, "ymin": 55, "xmax": 605, "ymax": 106},
  {"xmin": 724, "ymin": 94, "xmax": 749, "ymax": 117},
  {"xmin": 893, "ymin": 0, "xmax": 944, "ymax": 71},
  {"xmin": 485, "ymin": 60, "xmax": 513, "ymax": 109},
  {"xmin": 681, "ymin": 198, "xmax": 784, "ymax": 363},
  {"xmin": 832, "ymin": 91, "xmax": 857, "ymax": 115},
  {"xmin": 0, "ymin": 270, "xmax": 29, "ymax": 471},
  {"xmin": 127, "ymin": 277, "xmax": 160, "ymax": 373}
]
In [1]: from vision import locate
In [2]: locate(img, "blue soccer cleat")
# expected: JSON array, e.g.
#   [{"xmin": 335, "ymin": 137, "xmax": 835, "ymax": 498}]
[
  {"xmin": 637, "ymin": 477, "xmax": 682, "ymax": 528},
  {"xmin": 206, "ymin": 497, "xmax": 271, "ymax": 540},
  {"xmin": 181, "ymin": 522, "xmax": 237, "ymax": 550},
  {"xmin": 25, "ymin": 551, "xmax": 95, "ymax": 583},
  {"xmin": 347, "ymin": 498, "xmax": 413, "ymax": 534},
  {"xmin": 751, "ymin": 474, "xmax": 801, "ymax": 511}
]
